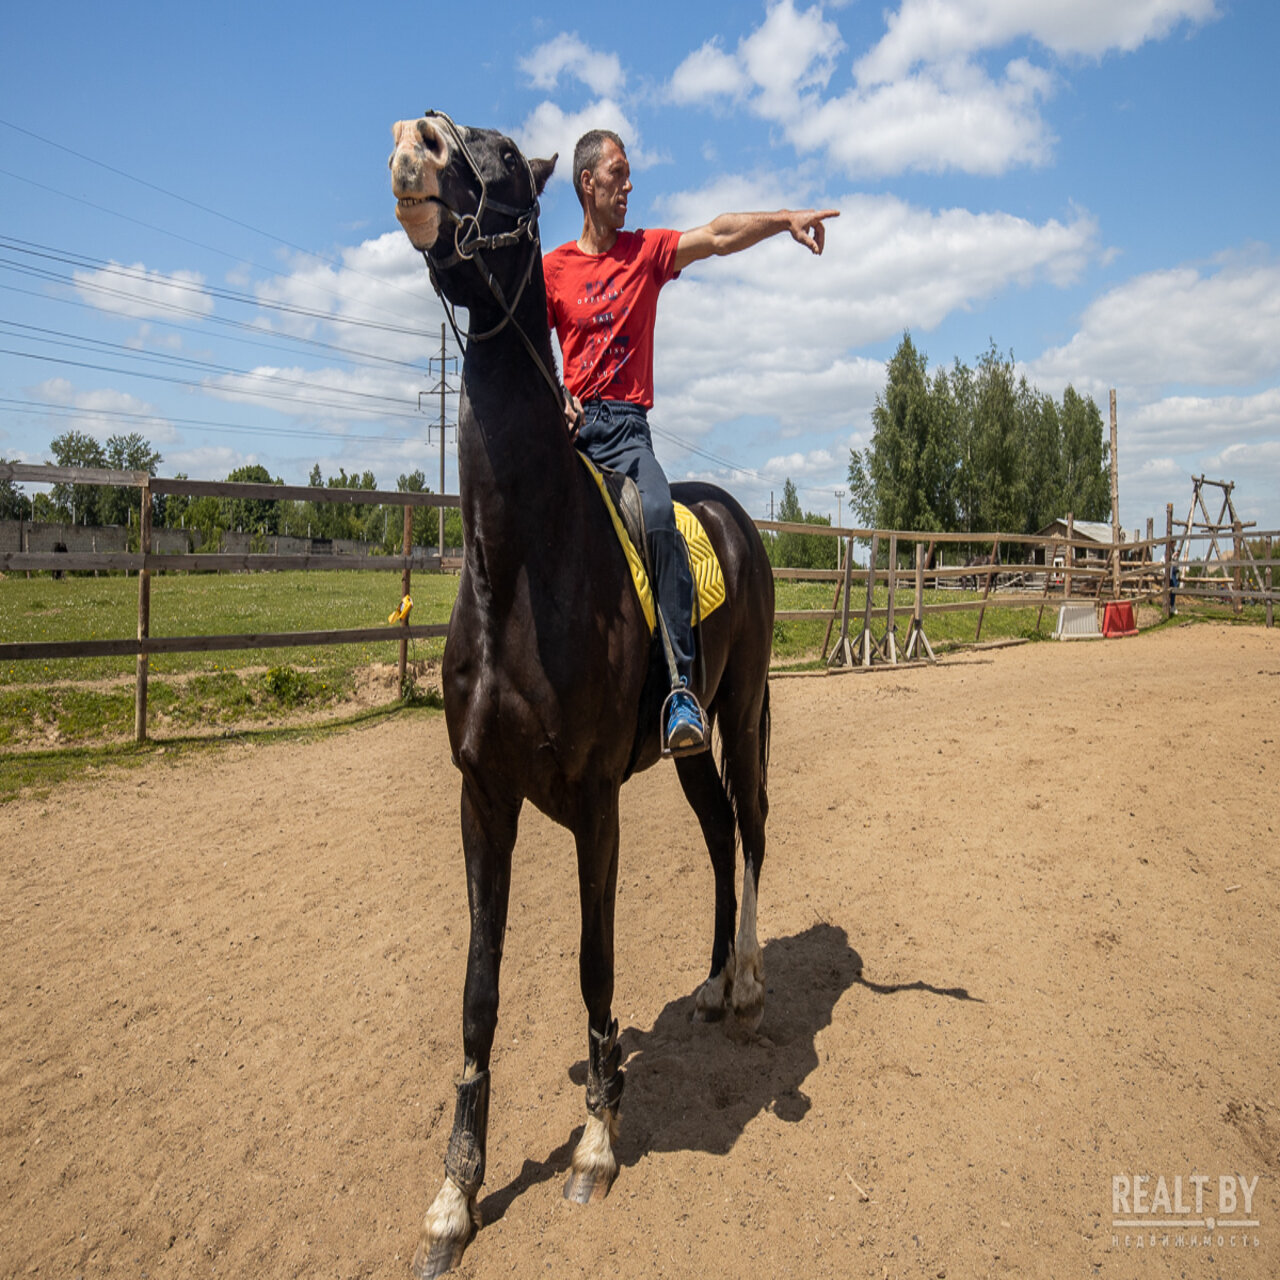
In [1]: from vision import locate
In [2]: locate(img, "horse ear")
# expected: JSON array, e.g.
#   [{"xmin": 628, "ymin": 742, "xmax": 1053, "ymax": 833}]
[{"xmin": 530, "ymin": 153, "xmax": 557, "ymax": 197}]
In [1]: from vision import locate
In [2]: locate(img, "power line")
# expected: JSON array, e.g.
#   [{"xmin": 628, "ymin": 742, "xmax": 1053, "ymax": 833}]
[
  {"xmin": 0, "ymin": 118, "xmax": 431, "ymax": 321},
  {"xmin": 0, "ymin": 279, "xmax": 433, "ymax": 375},
  {"xmin": 0, "ymin": 348, "xmax": 426, "ymax": 419},
  {"xmin": 0, "ymin": 237, "xmax": 433, "ymax": 338},
  {"xmin": 0, "ymin": 320, "xmax": 421, "ymax": 409},
  {"xmin": 0, "ymin": 396, "xmax": 438, "ymax": 448}
]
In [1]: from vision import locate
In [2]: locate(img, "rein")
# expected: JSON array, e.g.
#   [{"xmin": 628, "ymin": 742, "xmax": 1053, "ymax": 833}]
[{"xmin": 416, "ymin": 110, "xmax": 564, "ymax": 411}]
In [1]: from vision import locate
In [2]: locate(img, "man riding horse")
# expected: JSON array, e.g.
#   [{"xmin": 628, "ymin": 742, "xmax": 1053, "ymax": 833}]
[{"xmin": 545, "ymin": 129, "xmax": 838, "ymax": 755}]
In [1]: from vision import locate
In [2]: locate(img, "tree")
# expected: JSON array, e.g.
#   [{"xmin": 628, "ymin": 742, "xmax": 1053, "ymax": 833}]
[
  {"xmin": 223, "ymin": 464, "xmax": 283, "ymax": 535},
  {"xmin": 769, "ymin": 478, "xmax": 833, "ymax": 569},
  {"xmin": 850, "ymin": 335, "xmax": 1111, "ymax": 540},
  {"xmin": 99, "ymin": 433, "xmax": 163, "ymax": 528},
  {"xmin": 49, "ymin": 430, "xmax": 106, "ymax": 525},
  {"xmin": 849, "ymin": 333, "xmax": 956, "ymax": 533},
  {"xmin": 0, "ymin": 460, "xmax": 32, "ymax": 520},
  {"xmin": 1058, "ymin": 387, "xmax": 1110, "ymax": 521},
  {"xmin": 968, "ymin": 343, "xmax": 1027, "ymax": 534}
]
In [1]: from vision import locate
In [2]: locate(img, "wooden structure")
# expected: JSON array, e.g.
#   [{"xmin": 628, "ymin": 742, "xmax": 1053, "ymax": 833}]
[{"xmin": 1172, "ymin": 476, "xmax": 1266, "ymax": 614}]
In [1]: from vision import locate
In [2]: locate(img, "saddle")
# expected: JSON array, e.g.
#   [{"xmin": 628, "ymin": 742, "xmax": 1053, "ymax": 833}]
[{"xmin": 576, "ymin": 453, "xmax": 726, "ymax": 633}]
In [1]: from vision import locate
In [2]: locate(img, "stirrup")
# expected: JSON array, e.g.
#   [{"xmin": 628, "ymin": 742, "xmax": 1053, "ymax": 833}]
[{"xmin": 661, "ymin": 685, "xmax": 708, "ymax": 759}]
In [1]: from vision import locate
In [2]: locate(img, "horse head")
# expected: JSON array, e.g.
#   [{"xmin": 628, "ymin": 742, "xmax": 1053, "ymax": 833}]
[{"xmin": 389, "ymin": 113, "xmax": 556, "ymax": 315}]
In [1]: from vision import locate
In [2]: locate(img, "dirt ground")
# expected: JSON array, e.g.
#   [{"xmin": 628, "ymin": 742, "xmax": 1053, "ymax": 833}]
[{"xmin": 2, "ymin": 622, "xmax": 1277, "ymax": 1279}]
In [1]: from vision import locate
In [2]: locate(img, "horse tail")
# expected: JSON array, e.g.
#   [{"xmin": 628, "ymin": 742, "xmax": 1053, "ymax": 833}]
[{"xmin": 757, "ymin": 679, "xmax": 771, "ymax": 818}]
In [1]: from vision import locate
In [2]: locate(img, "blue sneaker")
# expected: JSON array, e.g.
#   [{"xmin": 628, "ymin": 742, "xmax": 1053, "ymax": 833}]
[{"xmin": 663, "ymin": 684, "xmax": 708, "ymax": 758}]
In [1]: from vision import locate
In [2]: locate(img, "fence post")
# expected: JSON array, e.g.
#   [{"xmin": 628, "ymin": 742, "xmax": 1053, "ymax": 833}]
[
  {"xmin": 1064, "ymin": 513, "xmax": 1074, "ymax": 605},
  {"xmin": 1164, "ymin": 503, "xmax": 1174, "ymax": 620},
  {"xmin": 134, "ymin": 477, "xmax": 151, "ymax": 743},
  {"xmin": 859, "ymin": 534, "xmax": 879, "ymax": 667},
  {"xmin": 975, "ymin": 534, "xmax": 1000, "ymax": 642},
  {"xmin": 399, "ymin": 504, "xmax": 413, "ymax": 694},
  {"xmin": 1267, "ymin": 535, "xmax": 1274, "ymax": 629},
  {"xmin": 882, "ymin": 533, "xmax": 899, "ymax": 663},
  {"xmin": 1232, "ymin": 519, "xmax": 1244, "ymax": 615}
]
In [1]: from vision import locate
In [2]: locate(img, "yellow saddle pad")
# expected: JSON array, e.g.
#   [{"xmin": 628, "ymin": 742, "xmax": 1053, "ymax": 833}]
[{"xmin": 578, "ymin": 454, "xmax": 726, "ymax": 633}]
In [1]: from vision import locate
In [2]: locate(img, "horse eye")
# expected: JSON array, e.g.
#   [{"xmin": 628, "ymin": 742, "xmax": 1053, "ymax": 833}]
[{"xmin": 502, "ymin": 152, "xmax": 517, "ymax": 170}]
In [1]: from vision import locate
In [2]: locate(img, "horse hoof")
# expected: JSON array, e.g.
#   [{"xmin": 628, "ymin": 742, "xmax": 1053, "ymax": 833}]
[
  {"xmin": 694, "ymin": 964, "xmax": 733, "ymax": 1022},
  {"xmin": 411, "ymin": 1178, "xmax": 477, "ymax": 1278},
  {"xmin": 563, "ymin": 1165, "xmax": 615, "ymax": 1204},
  {"xmin": 411, "ymin": 1234, "xmax": 469, "ymax": 1279},
  {"xmin": 563, "ymin": 1112, "xmax": 618, "ymax": 1204}
]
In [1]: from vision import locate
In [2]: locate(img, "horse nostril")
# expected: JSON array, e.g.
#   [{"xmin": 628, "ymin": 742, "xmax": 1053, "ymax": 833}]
[{"xmin": 417, "ymin": 118, "xmax": 447, "ymax": 165}]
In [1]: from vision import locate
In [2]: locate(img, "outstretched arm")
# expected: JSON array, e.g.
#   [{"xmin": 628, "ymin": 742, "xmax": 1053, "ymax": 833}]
[{"xmin": 674, "ymin": 208, "xmax": 839, "ymax": 272}]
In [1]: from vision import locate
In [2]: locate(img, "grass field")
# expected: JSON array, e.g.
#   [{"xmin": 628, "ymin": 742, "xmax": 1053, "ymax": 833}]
[{"xmin": 1, "ymin": 564, "xmax": 1266, "ymax": 799}]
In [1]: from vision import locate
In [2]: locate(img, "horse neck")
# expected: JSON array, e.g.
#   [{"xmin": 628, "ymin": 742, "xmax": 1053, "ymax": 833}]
[{"xmin": 455, "ymin": 266, "xmax": 582, "ymax": 575}]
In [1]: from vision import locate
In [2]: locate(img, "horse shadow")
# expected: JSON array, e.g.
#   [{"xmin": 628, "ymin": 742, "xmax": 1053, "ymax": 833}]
[{"xmin": 478, "ymin": 922, "xmax": 980, "ymax": 1223}]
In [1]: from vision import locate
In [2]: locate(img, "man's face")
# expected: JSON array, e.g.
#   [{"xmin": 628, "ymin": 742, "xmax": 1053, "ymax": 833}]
[{"xmin": 584, "ymin": 139, "xmax": 631, "ymax": 230}]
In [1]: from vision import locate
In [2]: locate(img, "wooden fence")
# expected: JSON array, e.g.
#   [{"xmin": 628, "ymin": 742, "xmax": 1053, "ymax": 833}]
[
  {"xmin": 0, "ymin": 464, "xmax": 454, "ymax": 741},
  {"xmin": 2, "ymin": 464, "xmax": 1276, "ymax": 740}
]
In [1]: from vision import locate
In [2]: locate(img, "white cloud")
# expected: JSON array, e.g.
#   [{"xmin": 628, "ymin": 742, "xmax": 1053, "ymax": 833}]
[
  {"xmin": 73, "ymin": 261, "xmax": 214, "ymax": 321},
  {"xmin": 663, "ymin": 0, "xmax": 1217, "ymax": 179},
  {"xmin": 669, "ymin": 39, "xmax": 751, "ymax": 105},
  {"xmin": 792, "ymin": 57, "xmax": 1056, "ymax": 176},
  {"xmin": 1028, "ymin": 251, "xmax": 1280, "ymax": 394},
  {"xmin": 250, "ymin": 231, "xmax": 442, "ymax": 365},
  {"xmin": 31, "ymin": 379, "xmax": 179, "ymax": 445},
  {"xmin": 648, "ymin": 189, "xmax": 1097, "ymax": 474},
  {"xmin": 519, "ymin": 33, "xmax": 625, "ymax": 97},
  {"xmin": 857, "ymin": 0, "xmax": 1220, "ymax": 84},
  {"xmin": 515, "ymin": 99, "xmax": 645, "ymax": 187}
]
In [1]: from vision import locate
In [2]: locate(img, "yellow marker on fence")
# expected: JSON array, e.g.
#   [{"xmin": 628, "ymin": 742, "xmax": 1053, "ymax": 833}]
[{"xmin": 388, "ymin": 595, "xmax": 413, "ymax": 624}]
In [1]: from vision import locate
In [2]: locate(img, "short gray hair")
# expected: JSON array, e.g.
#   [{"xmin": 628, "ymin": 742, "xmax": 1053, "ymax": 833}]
[{"xmin": 572, "ymin": 129, "xmax": 626, "ymax": 208}]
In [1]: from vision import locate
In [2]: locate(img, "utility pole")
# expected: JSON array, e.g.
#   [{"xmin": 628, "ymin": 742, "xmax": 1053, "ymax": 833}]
[
  {"xmin": 834, "ymin": 489, "xmax": 845, "ymax": 568},
  {"xmin": 1110, "ymin": 389, "xmax": 1120, "ymax": 598},
  {"xmin": 423, "ymin": 323, "xmax": 458, "ymax": 559}
]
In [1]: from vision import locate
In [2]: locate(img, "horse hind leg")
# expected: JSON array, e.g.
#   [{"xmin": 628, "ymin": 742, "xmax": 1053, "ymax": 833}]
[
  {"xmin": 674, "ymin": 750, "xmax": 739, "ymax": 1022},
  {"xmin": 721, "ymin": 684, "xmax": 770, "ymax": 1031}
]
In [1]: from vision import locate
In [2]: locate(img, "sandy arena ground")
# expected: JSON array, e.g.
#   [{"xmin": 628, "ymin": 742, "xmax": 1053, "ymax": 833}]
[{"xmin": 2, "ymin": 622, "xmax": 1278, "ymax": 1279}]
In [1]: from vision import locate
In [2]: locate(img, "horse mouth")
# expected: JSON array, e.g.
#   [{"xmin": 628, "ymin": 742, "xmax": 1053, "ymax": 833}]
[{"xmin": 396, "ymin": 196, "xmax": 440, "ymax": 249}]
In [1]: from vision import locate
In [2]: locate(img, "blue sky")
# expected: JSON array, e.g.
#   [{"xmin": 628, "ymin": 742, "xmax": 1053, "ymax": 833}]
[{"xmin": 3, "ymin": 0, "xmax": 1278, "ymax": 534}]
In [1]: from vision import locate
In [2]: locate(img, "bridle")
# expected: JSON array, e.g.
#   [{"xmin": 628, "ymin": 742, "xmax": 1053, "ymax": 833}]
[{"xmin": 414, "ymin": 109, "xmax": 563, "ymax": 409}]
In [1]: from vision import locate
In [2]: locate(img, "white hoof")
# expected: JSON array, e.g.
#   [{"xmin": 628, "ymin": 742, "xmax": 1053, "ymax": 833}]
[{"xmin": 412, "ymin": 1176, "xmax": 478, "ymax": 1278}]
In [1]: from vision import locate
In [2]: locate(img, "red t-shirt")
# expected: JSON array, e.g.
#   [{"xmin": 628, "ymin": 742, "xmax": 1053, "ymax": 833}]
[{"xmin": 544, "ymin": 228, "xmax": 682, "ymax": 407}]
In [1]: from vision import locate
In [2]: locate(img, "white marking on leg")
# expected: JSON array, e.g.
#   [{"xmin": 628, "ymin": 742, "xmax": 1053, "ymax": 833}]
[
  {"xmin": 732, "ymin": 861, "xmax": 764, "ymax": 1028},
  {"xmin": 571, "ymin": 1110, "xmax": 619, "ymax": 1185}
]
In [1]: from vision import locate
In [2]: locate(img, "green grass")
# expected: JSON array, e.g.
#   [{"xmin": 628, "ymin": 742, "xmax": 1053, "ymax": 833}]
[
  {"xmin": 0, "ymin": 570, "xmax": 456, "ymax": 681},
  {"xmin": 0, "ymin": 570, "xmax": 453, "ymax": 761},
  {"xmin": 2, "ymin": 566, "xmax": 1269, "ymax": 782}
]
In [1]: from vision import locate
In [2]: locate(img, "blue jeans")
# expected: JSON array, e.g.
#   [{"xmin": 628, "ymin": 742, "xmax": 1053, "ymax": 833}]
[{"xmin": 578, "ymin": 400, "xmax": 694, "ymax": 684}]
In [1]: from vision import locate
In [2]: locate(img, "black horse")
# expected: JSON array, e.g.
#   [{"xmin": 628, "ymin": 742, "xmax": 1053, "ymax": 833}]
[{"xmin": 390, "ymin": 114, "xmax": 775, "ymax": 1276}]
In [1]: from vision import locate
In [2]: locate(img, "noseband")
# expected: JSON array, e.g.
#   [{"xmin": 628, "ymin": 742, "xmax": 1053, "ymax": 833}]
[{"xmin": 416, "ymin": 110, "xmax": 563, "ymax": 409}]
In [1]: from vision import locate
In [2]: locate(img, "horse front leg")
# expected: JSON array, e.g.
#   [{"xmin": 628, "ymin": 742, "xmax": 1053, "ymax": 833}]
[
  {"xmin": 413, "ymin": 779, "xmax": 518, "ymax": 1279},
  {"xmin": 563, "ymin": 791, "xmax": 624, "ymax": 1204}
]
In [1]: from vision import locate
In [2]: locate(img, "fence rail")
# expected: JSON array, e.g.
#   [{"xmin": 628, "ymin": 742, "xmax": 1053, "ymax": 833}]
[{"xmin": 2, "ymin": 464, "xmax": 1276, "ymax": 739}]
